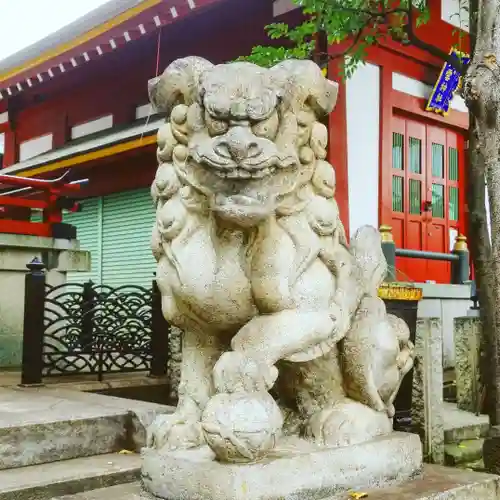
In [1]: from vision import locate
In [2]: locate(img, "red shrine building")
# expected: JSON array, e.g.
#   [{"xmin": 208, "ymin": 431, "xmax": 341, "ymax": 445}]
[{"xmin": 0, "ymin": 0, "xmax": 470, "ymax": 286}]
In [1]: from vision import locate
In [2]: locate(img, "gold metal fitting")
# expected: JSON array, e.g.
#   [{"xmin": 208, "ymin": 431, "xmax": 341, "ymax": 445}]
[
  {"xmin": 453, "ymin": 234, "xmax": 468, "ymax": 252},
  {"xmin": 378, "ymin": 284, "xmax": 423, "ymax": 301},
  {"xmin": 379, "ymin": 225, "xmax": 394, "ymax": 243}
]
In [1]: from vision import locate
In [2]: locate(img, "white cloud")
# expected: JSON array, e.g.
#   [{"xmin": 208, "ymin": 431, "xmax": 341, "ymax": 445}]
[{"xmin": 0, "ymin": 0, "xmax": 111, "ymax": 62}]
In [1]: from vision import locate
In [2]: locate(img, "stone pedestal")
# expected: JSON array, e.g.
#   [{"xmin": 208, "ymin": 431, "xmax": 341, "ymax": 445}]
[
  {"xmin": 0, "ymin": 233, "xmax": 90, "ymax": 368},
  {"xmin": 141, "ymin": 433, "xmax": 422, "ymax": 500}
]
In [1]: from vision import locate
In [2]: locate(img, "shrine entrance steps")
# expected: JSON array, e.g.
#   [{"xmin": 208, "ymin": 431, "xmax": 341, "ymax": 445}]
[
  {"xmin": 0, "ymin": 386, "xmax": 173, "ymax": 500},
  {"xmin": 443, "ymin": 402, "xmax": 490, "ymax": 470},
  {"xmin": 53, "ymin": 466, "xmax": 500, "ymax": 500}
]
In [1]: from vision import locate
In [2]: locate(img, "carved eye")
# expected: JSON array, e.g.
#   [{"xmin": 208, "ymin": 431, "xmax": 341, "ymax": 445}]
[
  {"xmin": 205, "ymin": 111, "xmax": 228, "ymax": 136},
  {"xmin": 252, "ymin": 110, "xmax": 279, "ymax": 139},
  {"xmin": 247, "ymin": 91, "xmax": 276, "ymax": 121},
  {"xmin": 297, "ymin": 110, "xmax": 314, "ymax": 128}
]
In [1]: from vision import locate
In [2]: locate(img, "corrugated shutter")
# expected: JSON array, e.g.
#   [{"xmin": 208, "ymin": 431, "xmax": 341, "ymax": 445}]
[
  {"xmin": 63, "ymin": 198, "xmax": 101, "ymax": 284},
  {"xmin": 31, "ymin": 189, "xmax": 156, "ymax": 287},
  {"xmin": 101, "ymin": 188, "xmax": 156, "ymax": 287}
]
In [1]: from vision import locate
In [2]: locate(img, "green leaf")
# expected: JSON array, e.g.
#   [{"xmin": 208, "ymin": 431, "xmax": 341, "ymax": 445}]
[
  {"xmin": 266, "ymin": 23, "xmax": 289, "ymax": 40},
  {"xmin": 416, "ymin": 6, "xmax": 431, "ymax": 27},
  {"xmin": 240, "ymin": 0, "xmax": 470, "ymax": 78}
]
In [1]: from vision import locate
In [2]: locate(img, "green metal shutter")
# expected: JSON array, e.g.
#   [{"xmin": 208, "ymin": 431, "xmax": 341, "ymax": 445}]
[
  {"xmin": 64, "ymin": 198, "xmax": 102, "ymax": 284},
  {"xmin": 100, "ymin": 188, "xmax": 156, "ymax": 287}
]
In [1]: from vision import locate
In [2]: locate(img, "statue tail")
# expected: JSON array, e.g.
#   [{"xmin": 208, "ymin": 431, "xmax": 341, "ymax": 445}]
[{"xmin": 349, "ymin": 225, "xmax": 388, "ymax": 297}]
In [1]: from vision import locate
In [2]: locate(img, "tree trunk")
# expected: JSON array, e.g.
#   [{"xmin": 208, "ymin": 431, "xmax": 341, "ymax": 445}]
[
  {"xmin": 468, "ymin": 115, "xmax": 495, "ymax": 416},
  {"xmin": 463, "ymin": 0, "xmax": 500, "ymax": 473}
]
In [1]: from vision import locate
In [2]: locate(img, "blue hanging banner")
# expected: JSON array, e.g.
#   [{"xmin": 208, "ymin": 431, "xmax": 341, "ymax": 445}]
[{"xmin": 426, "ymin": 48, "xmax": 470, "ymax": 116}]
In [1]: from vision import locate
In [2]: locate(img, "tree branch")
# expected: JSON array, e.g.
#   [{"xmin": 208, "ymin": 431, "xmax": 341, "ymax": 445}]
[
  {"xmin": 331, "ymin": 2, "xmax": 468, "ymax": 74},
  {"xmin": 326, "ymin": 26, "xmax": 368, "ymax": 61},
  {"xmin": 404, "ymin": 6, "xmax": 467, "ymax": 74}
]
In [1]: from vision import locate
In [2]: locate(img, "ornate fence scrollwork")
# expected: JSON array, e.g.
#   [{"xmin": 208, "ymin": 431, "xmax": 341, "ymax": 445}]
[{"xmin": 21, "ymin": 259, "xmax": 170, "ymax": 384}]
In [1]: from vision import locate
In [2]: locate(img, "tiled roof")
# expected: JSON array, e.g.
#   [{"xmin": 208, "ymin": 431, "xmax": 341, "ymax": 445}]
[{"xmin": 0, "ymin": 0, "xmax": 221, "ymax": 101}]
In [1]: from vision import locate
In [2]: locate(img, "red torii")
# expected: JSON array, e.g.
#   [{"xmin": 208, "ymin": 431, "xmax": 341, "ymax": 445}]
[{"xmin": 0, "ymin": 171, "xmax": 85, "ymax": 238}]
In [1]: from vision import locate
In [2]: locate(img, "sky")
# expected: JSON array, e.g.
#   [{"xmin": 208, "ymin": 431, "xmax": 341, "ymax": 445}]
[{"xmin": 0, "ymin": 0, "xmax": 111, "ymax": 62}]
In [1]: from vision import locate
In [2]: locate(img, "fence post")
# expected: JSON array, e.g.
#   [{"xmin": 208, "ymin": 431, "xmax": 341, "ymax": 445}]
[
  {"xmin": 21, "ymin": 257, "xmax": 46, "ymax": 386},
  {"xmin": 454, "ymin": 316, "xmax": 483, "ymax": 414},
  {"xmin": 150, "ymin": 277, "xmax": 170, "ymax": 377},
  {"xmin": 451, "ymin": 234, "xmax": 469, "ymax": 285},
  {"xmin": 380, "ymin": 225, "xmax": 396, "ymax": 282},
  {"xmin": 80, "ymin": 280, "xmax": 95, "ymax": 353}
]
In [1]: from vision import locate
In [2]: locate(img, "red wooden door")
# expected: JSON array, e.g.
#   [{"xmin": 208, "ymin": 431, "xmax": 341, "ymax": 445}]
[{"xmin": 390, "ymin": 116, "xmax": 464, "ymax": 283}]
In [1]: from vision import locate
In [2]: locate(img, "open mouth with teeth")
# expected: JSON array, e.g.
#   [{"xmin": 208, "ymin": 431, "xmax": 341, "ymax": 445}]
[{"xmin": 212, "ymin": 166, "xmax": 277, "ymax": 179}]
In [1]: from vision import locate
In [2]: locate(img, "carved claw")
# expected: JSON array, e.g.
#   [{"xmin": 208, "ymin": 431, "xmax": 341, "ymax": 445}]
[
  {"xmin": 146, "ymin": 412, "xmax": 204, "ymax": 451},
  {"xmin": 213, "ymin": 351, "xmax": 279, "ymax": 394}
]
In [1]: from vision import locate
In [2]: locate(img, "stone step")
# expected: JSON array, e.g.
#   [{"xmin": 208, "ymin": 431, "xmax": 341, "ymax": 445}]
[
  {"xmin": 52, "ymin": 465, "xmax": 500, "ymax": 500},
  {"xmin": 0, "ymin": 386, "xmax": 172, "ymax": 470},
  {"xmin": 0, "ymin": 452, "xmax": 140, "ymax": 500},
  {"xmin": 460, "ymin": 458, "xmax": 486, "ymax": 473},
  {"xmin": 443, "ymin": 402, "xmax": 489, "ymax": 443},
  {"xmin": 54, "ymin": 483, "xmax": 143, "ymax": 499},
  {"xmin": 331, "ymin": 465, "xmax": 500, "ymax": 500},
  {"xmin": 445, "ymin": 438, "xmax": 484, "ymax": 465}
]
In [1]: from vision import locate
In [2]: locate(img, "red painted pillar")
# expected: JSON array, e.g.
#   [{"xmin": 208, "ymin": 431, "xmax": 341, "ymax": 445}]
[
  {"xmin": 378, "ymin": 65, "xmax": 394, "ymax": 227},
  {"xmin": 52, "ymin": 113, "xmax": 69, "ymax": 149},
  {"xmin": 3, "ymin": 130, "xmax": 17, "ymax": 167},
  {"xmin": 327, "ymin": 59, "xmax": 350, "ymax": 239}
]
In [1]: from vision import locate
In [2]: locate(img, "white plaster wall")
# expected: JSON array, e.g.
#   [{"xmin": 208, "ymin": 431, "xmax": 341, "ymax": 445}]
[
  {"xmin": 71, "ymin": 114, "xmax": 113, "ymax": 140},
  {"xmin": 273, "ymin": 0, "xmax": 297, "ymax": 16},
  {"xmin": 441, "ymin": 0, "xmax": 469, "ymax": 32},
  {"xmin": 19, "ymin": 133, "xmax": 53, "ymax": 161},
  {"xmin": 0, "ymin": 111, "xmax": 8, "ymax": 124},
  {"xmin": 135, "ymin": 104, "xmax": 152, "ymax": 120},
  {"xmin": 346, "ymin": 63, "xmax": 380, "ymax": 236},
  {"xmin": 392, "ymin": 72, "xmax": 468, "ymax": 113}
]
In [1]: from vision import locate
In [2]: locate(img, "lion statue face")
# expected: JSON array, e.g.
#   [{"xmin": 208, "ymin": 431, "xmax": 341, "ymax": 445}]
[{"xmin": 149, "ymin": 57, "xmax": 338, "ymax": 227}]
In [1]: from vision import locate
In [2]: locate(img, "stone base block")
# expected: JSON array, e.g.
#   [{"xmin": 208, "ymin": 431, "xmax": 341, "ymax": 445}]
[
  {"xmin": 141, "ymin": 432, "xmax": 423, "ymax": 500},
  {"xmin": 50, "ymin": 465, "xmax": 500, "ymax": 499}
]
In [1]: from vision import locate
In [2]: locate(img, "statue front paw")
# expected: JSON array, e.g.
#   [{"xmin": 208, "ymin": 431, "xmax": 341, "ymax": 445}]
[
  {"xmin": 213, "ymin": 351, "xmax": 278, "ymax": 394},
  {"xmin": 146, "ymin": 412, "xmax": 204, "ymax": 451}
]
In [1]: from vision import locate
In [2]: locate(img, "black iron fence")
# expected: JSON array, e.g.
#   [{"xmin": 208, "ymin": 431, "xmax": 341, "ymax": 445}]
[
  {"xmin": 379, "ymin": 225, "xmax": 470, "ymax": 285},
  {"xmin": 21, "ymin": 258, "xmax": 170, "ymax": 385}
]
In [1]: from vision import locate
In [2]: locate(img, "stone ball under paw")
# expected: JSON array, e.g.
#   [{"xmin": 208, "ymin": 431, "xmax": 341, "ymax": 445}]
[{"xmin": 201, "ymin": 392, "xmax": 283, "ymax": 463}]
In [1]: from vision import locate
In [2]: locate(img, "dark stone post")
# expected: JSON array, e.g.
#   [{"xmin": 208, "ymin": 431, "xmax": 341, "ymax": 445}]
[
  {"xmin": 380, "ymin": 225, "xmax": 396, "ymax": 282},
  {"xmin": 80, "ymin": 280, "xmax": 96, "ymax": 353},
  {"xmin": 21, "ymin": 257, "xmax": 46, "ymax": 386},
  {"xmin": 451, "ymin": 234, "xmax": 470, "ymax": 285},
  {"xmin": 150, "ymin": 276, "xmax": 170, "ymax": 377}
]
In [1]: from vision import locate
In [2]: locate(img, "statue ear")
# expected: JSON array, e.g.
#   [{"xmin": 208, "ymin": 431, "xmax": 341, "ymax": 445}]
[
  {"xmin": 269, "ymin": 59, "xmax": 338, "ymax": 116},
  {"xmin": 308, "ymin": 77, "xmax": 338, "ymax": 117},
  {"xmin": 149, "ymin": 56, "xmax": 214, "ymax": 116}
]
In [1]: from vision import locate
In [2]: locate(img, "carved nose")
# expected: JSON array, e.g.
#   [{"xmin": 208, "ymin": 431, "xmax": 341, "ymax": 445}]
[{"xmin": 215, "ymin": 127, "xmax": 261, "ymax": 163}]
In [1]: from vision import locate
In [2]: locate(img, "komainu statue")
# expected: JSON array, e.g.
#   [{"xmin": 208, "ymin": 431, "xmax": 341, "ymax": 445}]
[{"xmin": 146, "ymin": 56, "xmax": 415, "ymax": 464}]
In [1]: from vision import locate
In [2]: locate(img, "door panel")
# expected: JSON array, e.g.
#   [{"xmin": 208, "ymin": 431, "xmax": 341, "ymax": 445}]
[
  {"xmin": 426, "ymin": 126, "xmax": 449, "ymax": 283},
  {"xmin": 390, "ymin": 115, "xmax": 465, "ymax": 284}
]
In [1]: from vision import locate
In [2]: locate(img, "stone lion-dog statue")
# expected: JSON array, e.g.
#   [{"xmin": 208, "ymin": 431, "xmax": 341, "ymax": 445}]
[{"xmin": 145, "ymin": 56, "xmax": 414, "ymax": 463}]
